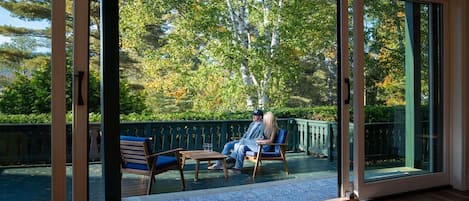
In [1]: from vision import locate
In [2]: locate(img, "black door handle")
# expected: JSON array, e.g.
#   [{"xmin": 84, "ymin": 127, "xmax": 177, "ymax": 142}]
[
  {"xmin": 75, "ymin": 71, "xmax": 85, "ymax": 106},
  {"xmin": 344, "ymin": 78, "xmax": 350, "ymax": 104}
]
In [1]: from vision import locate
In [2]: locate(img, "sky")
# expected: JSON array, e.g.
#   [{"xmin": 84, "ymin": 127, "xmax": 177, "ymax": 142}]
[{"xmin": 0, "ymin": 6, "xmax": 50, "ymax": 45}]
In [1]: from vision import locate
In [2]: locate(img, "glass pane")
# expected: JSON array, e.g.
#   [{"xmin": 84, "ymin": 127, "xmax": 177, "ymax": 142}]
[
  {"xmin": 115, "ymin": 0, "xmax": 339, "ymax": 198},
  {"xmin": 0, "ymin": 4, "xmax": 53, "ymax": 201},
  {"xmin": 361, "ymin": 1, "xmax": 443, "ymax": 182}
]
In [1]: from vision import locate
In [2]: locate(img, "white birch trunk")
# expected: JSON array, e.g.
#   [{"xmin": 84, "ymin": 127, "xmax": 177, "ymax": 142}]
[
  {"xmin": 226, "ymin": 0, "xmax": 283, "ymax": 109},
  {"xmin": 226, "ymin": 0, "xmax": 256, "ymax": 109},
  {"xmin": 259, "ymin": 0, "xmax": 283, "ymax": 108}
]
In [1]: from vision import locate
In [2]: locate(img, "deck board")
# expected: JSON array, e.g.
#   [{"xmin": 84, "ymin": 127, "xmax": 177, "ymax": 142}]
[
  {"xmin": 121, "ymin": 152, "xmax": 335, "ymax": 198},
  {"xmin": 3, "ymin": 152, "xmax": 468, "ymax": 201},
  {"xmin": 0, "ymin": 152, "xmax": 336, "ymax": 201}
]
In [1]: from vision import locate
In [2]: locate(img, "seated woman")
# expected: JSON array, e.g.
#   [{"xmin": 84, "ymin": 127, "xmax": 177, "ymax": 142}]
[{"xmin": 229, "ymin": 111, "xmax": 278, "ymax": 173}]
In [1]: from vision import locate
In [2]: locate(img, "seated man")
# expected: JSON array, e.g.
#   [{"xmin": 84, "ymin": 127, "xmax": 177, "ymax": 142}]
[{"xmin": 208, "ymin": 109, "xmax": 264, "ymax": 170}]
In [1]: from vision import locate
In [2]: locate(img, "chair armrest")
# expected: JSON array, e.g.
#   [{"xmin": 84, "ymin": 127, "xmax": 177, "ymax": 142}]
[
  {"xmin": 147, "ymin": 148, "xmax": 184, "ymax": 158},
  {"xmin": 256, "ymin": 141, "xmax": 288, "ymax": 146}
]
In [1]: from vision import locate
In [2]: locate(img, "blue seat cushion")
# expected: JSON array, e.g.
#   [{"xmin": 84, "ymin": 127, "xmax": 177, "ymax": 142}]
[
  {"xmin": 246, "ymin": 151, "xmax": 281, "ymax": 157},
  {"xmin": 122, "ymin": 155, "xmax": 178, "ymax": 170}
]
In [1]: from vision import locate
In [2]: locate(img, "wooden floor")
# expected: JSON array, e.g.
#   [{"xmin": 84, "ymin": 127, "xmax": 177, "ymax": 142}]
[{"xmin": 372, "ymin": 186, "xmax": 469, "ymax": 201}]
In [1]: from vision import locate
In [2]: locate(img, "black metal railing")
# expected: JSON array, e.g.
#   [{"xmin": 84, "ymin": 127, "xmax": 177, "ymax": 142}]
[{"xmin": 0, "ymin": 119, "xmax": 430, "ymax": 165}]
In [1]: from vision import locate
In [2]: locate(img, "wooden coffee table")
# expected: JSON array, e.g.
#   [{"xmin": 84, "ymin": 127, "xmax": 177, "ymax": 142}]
[{"xmin": 180, "ymin": 150, "xmax": 228, "ymax": 182}]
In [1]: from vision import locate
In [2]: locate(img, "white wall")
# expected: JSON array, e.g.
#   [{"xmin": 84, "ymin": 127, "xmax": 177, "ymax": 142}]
[
  {"xmin": 465, "ymin": 1, "xmax": 469, "ymax": 191},
  {"xmin": 448, "ymin": 0, "xmax": 469, "ymax": 191}
]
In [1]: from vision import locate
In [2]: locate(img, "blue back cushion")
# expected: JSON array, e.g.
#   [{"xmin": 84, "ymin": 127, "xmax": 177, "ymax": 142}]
[
  {"xmin": 120, "ymin": 135, "xmax": 149, "ymax": 142},
  {"xmin": 274, "ymin": 129, "xmax": 288, "ymax": 152},
  {"xmin": 245, "ymin": 129, "xmax": 288, "ymax": 157},
  {"xmin": 275, "ymin": 129, "xmax": 288, "ymax": 143}
]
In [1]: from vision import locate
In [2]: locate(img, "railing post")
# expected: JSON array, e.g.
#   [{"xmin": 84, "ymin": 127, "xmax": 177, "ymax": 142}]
[
  {"xmin": 289, "ymin": 118, "xmax": 298, "ymax": 152},
  {"xmin": 328, "ymin": 123, "xmax": 334, "ymax": 161},
  {"xmin": 185, "ymin": 125, "xmax": 193, "ymax": 150},
  {"xmin": 195, "ymin": 126, "xmax": 202, "ymax": 150},
  {"xmin": 220, "ymin": 122, "xmax": 228, "ymax": 151},
  {"xmin": 89, "ymin": 124, "xmax": 100, "ymax": 161},
  {"xmin": 170, "ymin": 126, "xmax": 178, "ymax": 150},
  {"xmin": 179, "ymin": 125, "xmax": 187, "ymax": 149},
  {"xmin": 307, "ymin": 121, "xmax": 312, "ymax": 155},
  {"xmin": 155, "ymin": 125, "xmax": 166, "ymax": 152},
  {"xmin": 144, "ymin": 123, "xmax": 152, "ymax": 137}
]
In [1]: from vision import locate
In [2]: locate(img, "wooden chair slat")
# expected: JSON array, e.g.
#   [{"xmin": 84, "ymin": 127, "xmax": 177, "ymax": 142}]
[
  {"xmin": 121, "ymin": 149, "xmax": 146, "ymax": 155},
  {"xmin": 121, "ymin": 144, "xmax": 145, "ymax": 149},
  {"xmin": 120, "ymin": 141, "xmax": 146, "ymax": 146},
  {"xmin": 122, "ymin": 154, "xmax": 147, "ymax": 160},
  {"xmin": 120, "ymin": 136, "xmax": 185, "ymax": 195}
]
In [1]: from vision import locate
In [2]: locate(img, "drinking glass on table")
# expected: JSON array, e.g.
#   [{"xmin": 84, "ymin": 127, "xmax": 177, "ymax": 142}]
[{"xmin": 203, "ymin": 142, "xmax": 212, "ymax": 152}]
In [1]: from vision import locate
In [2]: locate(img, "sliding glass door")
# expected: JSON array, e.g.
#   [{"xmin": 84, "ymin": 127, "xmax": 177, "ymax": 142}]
[{"xmin": 342, "ymin": 0, "xmax": 448, "ymax": 199}]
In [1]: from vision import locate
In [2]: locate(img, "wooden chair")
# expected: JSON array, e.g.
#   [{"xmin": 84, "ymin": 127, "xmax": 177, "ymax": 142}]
[
  {"xmin": 120, "ymin": 136, "xmax": 185, "ymax": 195},
  {"xmin": 245, "ymin": 129, "xmax": 289, "ymax": 178}
]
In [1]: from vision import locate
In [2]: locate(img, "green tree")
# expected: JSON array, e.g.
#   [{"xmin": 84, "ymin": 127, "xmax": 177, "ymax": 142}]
[
  {"xmin": 364, "ymin": 1, "xmax": 431, "ymax": 106},
  {"xmin": 0, "ymin": 0, "xmax": 146, "ymax": 114},
  {"xmin": 121, "ymin": 0, "xmax": 338, "ymax": 112},
  {"xmin": 364, "ymin": 0, "xmax": 406, "ymax": 106},
  {"xmin": 0, "ymin": 0, "xmax": 52, "ymax": 76},
  {"xmin": 0, "ymin": 73, "xmax": 35, "ymax": 114},
  {"xmin": 0, "ymin": 58, "xmax": 146, "ymax": 114}
]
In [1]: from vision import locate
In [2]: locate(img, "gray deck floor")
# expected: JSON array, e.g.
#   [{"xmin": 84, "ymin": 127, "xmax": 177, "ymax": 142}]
[
  {"xmin": 124, "ymin": 176, "xmax": 338, "ymax": 201},
  {"xmin": 0, "ymin": 152, "xmax": 339, "ymax": 201}
]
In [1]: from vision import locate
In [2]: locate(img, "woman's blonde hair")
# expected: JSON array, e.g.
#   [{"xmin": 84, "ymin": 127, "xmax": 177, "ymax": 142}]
[{"xmin": 263, "ymin": 112, "xmax": 278, "ymax": 139}]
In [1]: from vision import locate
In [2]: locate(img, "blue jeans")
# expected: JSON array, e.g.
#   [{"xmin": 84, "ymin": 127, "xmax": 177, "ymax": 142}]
[
  {"xmin": 215, "ymin": 140, "xmax": 239, "ymax": 167},
  {"xmin": 221, "ymin": 140, "xmax": 239, "ymax": 155},
  {"xmin": 230, "ymin": 138, "xmax": 258, "ymax": 169}
]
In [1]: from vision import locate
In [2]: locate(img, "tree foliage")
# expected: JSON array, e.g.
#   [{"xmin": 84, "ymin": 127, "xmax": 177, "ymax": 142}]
[
  {"xmin": 0, "ymin": 0, "xmax": 146, "ymax": 114},
  {"xmin": 120, "ymin": 0, "xmax": 338, "ymax": 112},
  {"xmin": 0, "ymin": 0, "xmax": 417, "ymax": 115},
  {"xmin": 363, "ymin": 1, "xmax": 406, "ymax": 106},
  {"xmin": 363, "ymin": 1, "xmax": 431, "ymax": 106},
  {"xmin": 0, "ymin": 58, "xmax": 146, "ymax": 114}
]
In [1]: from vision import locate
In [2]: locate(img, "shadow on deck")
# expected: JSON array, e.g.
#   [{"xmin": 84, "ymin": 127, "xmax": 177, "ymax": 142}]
[{"xmin": 0, "ymin": 152, "xmax": 337, "ymax": 201}]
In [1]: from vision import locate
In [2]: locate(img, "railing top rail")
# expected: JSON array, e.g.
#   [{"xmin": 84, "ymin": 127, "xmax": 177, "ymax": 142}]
[
  {"xmin": 0, "ymin": 118, "xmax": 294, "ymax": 126},
  {"xmin": 0, "ymin": 123, "xmax": 52, "ymax": 126},
  {"xmin": 118, "ymin": 118, "xmax": 292, "ymax": 124},
  {"xmin": 119, "ymin": 120, "xmax": 250, "ymax": 124},
  {"xmin": 293, "ymin": 119, "xmax": 332, "ymax": 124}
]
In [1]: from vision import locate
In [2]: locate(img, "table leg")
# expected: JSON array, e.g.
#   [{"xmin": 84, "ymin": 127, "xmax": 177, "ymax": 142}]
[
  {"xmin": 181, "ymin": 154, "xmax": 186, "ymax": 169},
  {"xmin": 221, "ymin": 159, "xmax": 228, "ymax": 179},
  {"xmin": 195, "ymin": 160, "xmax": 200, "ymax": 182}
]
